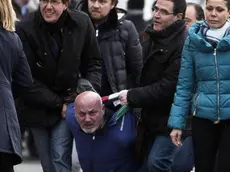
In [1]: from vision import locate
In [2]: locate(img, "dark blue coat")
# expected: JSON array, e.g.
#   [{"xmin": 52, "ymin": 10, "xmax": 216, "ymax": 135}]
[
  {"xmin": 0, "ymin": 27, "xmax": 33, "ymax": 164},
  {"xmin": 66, "ymin": 103, "xmax": 139, "ymax": 172}
]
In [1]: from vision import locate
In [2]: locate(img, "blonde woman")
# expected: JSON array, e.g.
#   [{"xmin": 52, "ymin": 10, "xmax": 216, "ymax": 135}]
[{"xmin": 0, "ymin": 0, "xmax": 33, "ymax": 171}]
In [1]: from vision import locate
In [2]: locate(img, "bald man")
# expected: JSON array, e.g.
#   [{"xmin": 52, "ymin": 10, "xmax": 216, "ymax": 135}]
[{"xmin": 66, "ymin": 91, "xmax": 139, "ymax": 172}]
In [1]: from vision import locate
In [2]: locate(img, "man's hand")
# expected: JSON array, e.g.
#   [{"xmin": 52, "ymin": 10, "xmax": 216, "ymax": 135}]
[
  {"xmin": 119, "ymin": 90, "xmax": 128, "ymax": 105},
  {"xmin": 61, "ymin": 104, "xmax": 67, "ymax": 119},
  {"xmin": 170, "ymin": 129, "xmax": 182, "ymax": 147}
]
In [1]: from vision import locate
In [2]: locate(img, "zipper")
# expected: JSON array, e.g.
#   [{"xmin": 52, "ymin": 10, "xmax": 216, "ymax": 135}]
[
  {"xmin": 90, "ymin": 134, "xmax": 95, "ymax": 172},
  {"xmin": 120, "ymin": 115, "xmax": 125, "ymax": 131},
  {"xmin": 213, "ymin": 48, "xmax": 220, "ymax": 124},
  {"xmin": 92, "ymin": 134, "xmax": 95, "ymax": 140},
  {"xmin": 192, "ymin": 94, "xmax": 200, "ymax": 116}
]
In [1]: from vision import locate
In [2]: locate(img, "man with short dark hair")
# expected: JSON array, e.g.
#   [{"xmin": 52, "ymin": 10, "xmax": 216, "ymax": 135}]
[
  {"xmin": 119, "ymin": 0, "xmax": 187, "ymax": 171},
  {"xmin": 16, "ymin": 0, "xmax": 101, "ymax": 171},
  {"xmin": 77, "ymin": 0, "xmax": 142, "ymax": 105},
  {"xmin": 185, "ymin": 2, "xmax": 204, "ymax": 29}
]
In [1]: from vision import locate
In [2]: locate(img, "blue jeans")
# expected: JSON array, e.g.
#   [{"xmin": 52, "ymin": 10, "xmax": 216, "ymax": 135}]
[
  {"xmin": 139, "ymin": 136, "xmax": 178, "ymax": 172},
  {"xmin": 31, "ymin": 120, "xmax": 73, "ymax": 172},
  {"xmin": 172, "ymin": 136, "xmax": 194, "ymax": 172}
]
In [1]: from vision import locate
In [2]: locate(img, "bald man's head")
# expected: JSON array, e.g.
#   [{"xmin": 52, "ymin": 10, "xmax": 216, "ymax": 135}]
[
  {"xmin": 75, "ymin": 91, "xmax": 102, "ymax": 109},
  {"xmin": 74, "ymin": 91, "xmax": 105, "ymax": 133}
]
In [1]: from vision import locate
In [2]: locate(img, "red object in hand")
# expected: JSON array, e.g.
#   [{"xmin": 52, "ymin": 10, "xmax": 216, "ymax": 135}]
[
  {"xmin": 101, "ymin": 96, "xmax": 109, "ymax": 103},
  {"xmin": 101, "ymin": 92, "xmax": 120, "ymax": 103}
]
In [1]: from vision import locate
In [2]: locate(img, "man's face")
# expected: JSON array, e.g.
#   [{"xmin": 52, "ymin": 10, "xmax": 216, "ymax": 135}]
[
  {"xmin": 88, "ymin": 0, "xmax": 115, "ymax": 21},
  {"xmin": 185, "ymin": 5, "xmax": 198, "ymax": 29},
  {"xmin": 40, "ymin": 0, "xmax": 68, "ymax": 23},
  {"xmin": 76, "ymin": 99, "xmax": 105, "ymax": 133},
  {"xmin": 152, "ymin": 0, "xmax": 179, "ymax": 31}
]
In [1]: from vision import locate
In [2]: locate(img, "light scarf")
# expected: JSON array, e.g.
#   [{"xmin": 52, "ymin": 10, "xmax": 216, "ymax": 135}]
[{"xmin": 201, "ymin": 20, "xmax": 230, "ymax": 46}]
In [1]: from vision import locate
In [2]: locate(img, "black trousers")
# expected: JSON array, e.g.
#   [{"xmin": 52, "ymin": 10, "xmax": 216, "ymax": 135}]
[
  {"xmin": 0, "ymin": 153, "xmax": 14, "ymax": 172},
  {"xmin": 192, "ymin": 117, "xmax": 230, "ymax": 172}
]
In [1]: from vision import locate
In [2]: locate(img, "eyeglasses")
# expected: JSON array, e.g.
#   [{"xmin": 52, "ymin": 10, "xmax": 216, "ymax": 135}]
[
  {"xmin": 40, "ymin": 0, "xmax": 62, "ymax": 6},
  {"xmin": 89, "ymin": 0, "xmax": 108, "ymax": 5},
  {"xmin": 152, "ymin": 6, "xmax": 174, "ymax": 16}
]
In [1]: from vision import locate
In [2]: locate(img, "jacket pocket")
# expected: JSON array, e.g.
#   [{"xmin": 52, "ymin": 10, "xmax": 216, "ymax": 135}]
[{"xmin": 192, "ymin": 93, "xmax": 200, "ymax": 116}]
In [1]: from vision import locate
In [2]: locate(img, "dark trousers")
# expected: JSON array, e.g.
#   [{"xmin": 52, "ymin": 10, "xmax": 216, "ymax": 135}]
[
  {"xmin": 192, "ymin": 117, "xmax": 230, "ymax": 172},
  {"xmin": 171, "ymin": 136, "xmax": 194, "ymax": 172},
  {"xmin": 0, "ymin": 166, "xmax": 14, "ymax": 172},
  {"xmin": 0, "ymin": 153, "xmax": 14, "ymax": 172}
]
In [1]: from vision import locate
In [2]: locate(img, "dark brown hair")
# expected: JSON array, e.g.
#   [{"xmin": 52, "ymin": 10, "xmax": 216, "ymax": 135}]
[
  {"xmin": 153, "ymin": 0, "xmax": 187, "ymax": 19},
  {"xmin": 61, "ymin": 0, "xmax": 69, "ymax": 4},
  {"xmin": 206, "ymin": 0, "xmax": 230, "ymax": 9}
]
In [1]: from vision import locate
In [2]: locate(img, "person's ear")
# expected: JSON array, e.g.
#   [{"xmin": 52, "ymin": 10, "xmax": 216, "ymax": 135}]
[
  {"xmin": 64, "ymin": 1, "xmax": 68, "ymax": 10},
  {"xmin": 110, "ymin": 0, "xmax": 116, "ymax": 9},
  {"xmin": 176, "ymin": 13, "xmax": 183, "ymax": 20}
]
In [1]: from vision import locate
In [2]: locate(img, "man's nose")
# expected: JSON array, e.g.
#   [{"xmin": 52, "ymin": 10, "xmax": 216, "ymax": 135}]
[
  {"xmin": 45, "ymin": 2, "xmax": 53, "ymax": 8},
  {"xmin": 153, "ymin": 11, "xmax": 160, "ymax": 19},
  {"xmin": 85, "ymin": 115, "xmax": 91, "ymax": 122},
  {"xmin": 93, "ymin": 1, "xmax": 100, "ymax": 8}
]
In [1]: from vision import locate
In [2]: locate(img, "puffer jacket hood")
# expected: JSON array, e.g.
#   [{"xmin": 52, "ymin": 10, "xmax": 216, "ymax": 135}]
[{"xmin": 188, "ymin": 21, "xmax": 230, "ymax": 52}]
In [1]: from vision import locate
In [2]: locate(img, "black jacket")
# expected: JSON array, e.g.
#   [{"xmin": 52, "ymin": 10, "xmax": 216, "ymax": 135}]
[
  {"xmin": 78, "ymin": 1, "xmax": 143, "ymax": 95},
  {"xmin": 0, "ymin": 27, "xmax": 33, "ymax": 164},
  {"xmin": 127, "ymin": 20, "xmax": 187, "ymax": 135},
  {"xmin": 16, "ymin": 10, "xmax": 101, "ymax": 127}
]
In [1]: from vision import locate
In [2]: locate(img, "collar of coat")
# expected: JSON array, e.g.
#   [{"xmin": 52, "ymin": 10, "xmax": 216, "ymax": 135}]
[
  {"xmin": 34, "ymin": 9, "xmax": 83, "ymax": 32},
  {"xmin": 141, "ymin": 20, "xmax": 187, "ymax": 49},
  {"xmin": 188, "ymin": 21, "xmax": 230, "ymax": 52}
]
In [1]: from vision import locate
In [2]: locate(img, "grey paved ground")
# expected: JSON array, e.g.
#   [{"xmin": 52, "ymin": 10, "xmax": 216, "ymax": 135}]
[{"xmin": 14, "ymin": 160, "xmax": 42, "ymax": 172}]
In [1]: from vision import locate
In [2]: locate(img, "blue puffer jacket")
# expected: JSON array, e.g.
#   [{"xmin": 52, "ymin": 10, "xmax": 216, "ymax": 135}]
[{"xmin": 168, "ymin": 21, "xmax": 230, "ymax": 129}]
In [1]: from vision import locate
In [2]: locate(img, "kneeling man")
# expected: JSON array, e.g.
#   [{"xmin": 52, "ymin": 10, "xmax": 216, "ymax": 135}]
[{"xmin": 66, "ymin": 91, "xmax": 138, "ymax": 172}]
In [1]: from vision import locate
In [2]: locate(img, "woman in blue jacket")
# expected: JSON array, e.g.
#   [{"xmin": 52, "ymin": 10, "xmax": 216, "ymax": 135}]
[
  {"xmin": 168, "ymin": 0, "xmax": 230, "ymax": 171},
  {"xmin": 0, "ymin": 0, "xmax": 33, "ymax": 171}
]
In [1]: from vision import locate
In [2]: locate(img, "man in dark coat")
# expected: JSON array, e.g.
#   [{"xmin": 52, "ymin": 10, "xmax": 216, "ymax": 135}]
[
  {"xmin": 119, "ymin": 0, "xmax": 187, "ymax": 171},
  {"xmin": 77, "ymin": 0, "xmax": 142, "ymax": 105},
  {"xmin": 0, "ymin": 1, "xmax": 33, "ymax": 171},
  {"xmin": 16, "ymin": 0, "xmax": 101, "ymax": 171}
]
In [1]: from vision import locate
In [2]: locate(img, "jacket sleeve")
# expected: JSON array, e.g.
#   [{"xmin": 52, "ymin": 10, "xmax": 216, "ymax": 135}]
[
  {"xmin": 127, "ymin": 38, "xmax": 188, "ymax": 108},
  {"xmin": 168, "ymin": 38, "xmax": 195, "ymax": 129},
  {"xmin": 12, "ymin": 34, "xmax": 33, "ymax": 88},
  {"xmin": 127, "ymin": 46, "xmax": 182, "ymax": 108},
  {"xmin": 16, "ymin": 24, "xmax": 63, "ymax": 109},
  {"xmin": 80, "ymin": 17, "xmax": 102, "ymax": 93},
  {"xmin": 21, "ymin": 79, "xmax": 63, "ymax": 108},
  {"xmin": 125, "ymin": 21, "xmax": 143, "ymax": 87}
]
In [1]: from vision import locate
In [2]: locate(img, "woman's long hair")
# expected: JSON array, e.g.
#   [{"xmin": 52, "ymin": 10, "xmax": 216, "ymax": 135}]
[{"xmin": 0, "ymin": 0, "xmax": 17, "ymax": 32}]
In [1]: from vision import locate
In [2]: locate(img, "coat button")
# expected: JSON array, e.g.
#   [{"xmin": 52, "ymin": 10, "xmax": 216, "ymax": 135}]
[{"xmin": 44, "ymin": 52, "xmax": 47, "ymax": 55}]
